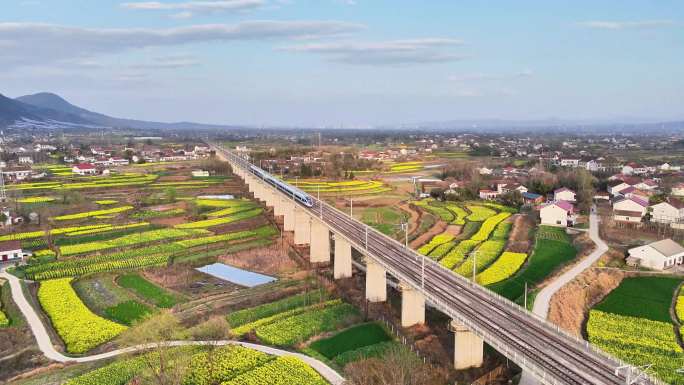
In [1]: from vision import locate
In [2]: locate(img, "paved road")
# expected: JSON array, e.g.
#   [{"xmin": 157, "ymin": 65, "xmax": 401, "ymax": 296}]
[
  {"xmin": 0, "ymin": 269, "xmax": 345, "ymax": 385},
  {"xmin": 532, "ymin": 206, "xmax": 607, "ymax": 319},
  {"xmin": 219, "ymin": 146, "xmax": 649, "ymax": 385},
  {"xmin": 520, "ymin": 206, "xmax": 608, "ymax": 385}
]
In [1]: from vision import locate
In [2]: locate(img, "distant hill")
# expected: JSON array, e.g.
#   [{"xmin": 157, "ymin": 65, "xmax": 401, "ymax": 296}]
[
  {"xmin": 4, "ymin": 92, "xmax": 240, "ymax": 131},
  {"xmin": 0, "ymin": 93, "xmax": 95, "ymax": 128}
]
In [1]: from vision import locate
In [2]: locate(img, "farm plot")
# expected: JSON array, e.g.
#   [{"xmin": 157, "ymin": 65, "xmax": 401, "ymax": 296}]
[
  {"xmin": 17, "ymin": 196, "xmax": 55, "ymax": 203},
  {"xmin": 387, "ymin": 161, "xmax": 424, "ymax": 173},
  {"xmin": 587, "ymin": 276, "xmax": 683, "ymax": 384},
  {"xmin": 308, "ymin": 322, "xmax": 396, "ymax": 366},
  {"xmin": 287, "ymin": 180, "xmax": 392, "ymax": 196},
  {"xmin": 58, "ymin": 228, "xmax": 205, "ymax": 256},
  {"xmin": 175, "ymin": 208, "xmax": 263, "ymax": 229},
  {"xmin": 38, "ymin": 278, "xmax": 127, "ymax": 354},
  {"xmin": 476, "ymin": 252, "xmax": 527, "ymax": 286},
  {"xmin": 53, "ymin": 206, "xmax": 134, "ymax": 221},
  {"xmin": 64, "ymin": 346, "xmax": 328, "ymax": 385},
  {"xmin": 465, "ymin": 205, "xmax": 496, "ymax": 222},
  {"xmin": 231, "ymin": 298, "xmax": 360, "ymax": 346},
  {"xmin": 489, "ymin": 226, "xmax": 576, "ymax": 301},
  {"xmin": 117, "ymin": 273, "xmax": 179, "ymax": 308}
]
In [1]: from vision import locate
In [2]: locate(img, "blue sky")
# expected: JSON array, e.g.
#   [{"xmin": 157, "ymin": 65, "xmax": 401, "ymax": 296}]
[{"xmin": 1, "ymin": 1, "xmax": 682, "ymax": 126}]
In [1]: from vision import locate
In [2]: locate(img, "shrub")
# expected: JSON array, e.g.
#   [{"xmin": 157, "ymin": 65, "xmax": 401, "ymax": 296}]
[{"xmin": 38, "ymin": 278, "xmax": 127, "ymax": 353}]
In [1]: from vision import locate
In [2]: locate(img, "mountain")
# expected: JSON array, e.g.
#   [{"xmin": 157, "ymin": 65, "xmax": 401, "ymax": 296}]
[
  {"xmin": 0, "ymin": 93, "xmax": 96, "ymax": 128},
  {"xmin": 14, "ymin": 92, "xmax": 239, "ymax": 131}
]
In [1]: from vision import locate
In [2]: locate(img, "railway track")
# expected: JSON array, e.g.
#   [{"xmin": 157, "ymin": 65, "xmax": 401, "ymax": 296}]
[{"xmin": 213, "ymin": 144, "xmax": 659, "ymax": 385}]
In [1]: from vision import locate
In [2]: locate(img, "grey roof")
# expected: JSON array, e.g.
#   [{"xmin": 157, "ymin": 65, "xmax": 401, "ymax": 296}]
[{"xmin": 650, "ymin": 239, "xmax": 684, "ymax": 257}]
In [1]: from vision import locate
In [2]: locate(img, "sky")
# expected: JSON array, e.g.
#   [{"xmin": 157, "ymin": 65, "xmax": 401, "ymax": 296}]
[{"xmin": 1, "ymin": 0, "xmax": 683, "ymax": 127}]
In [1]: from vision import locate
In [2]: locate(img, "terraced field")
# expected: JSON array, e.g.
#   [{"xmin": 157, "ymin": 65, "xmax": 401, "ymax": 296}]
[
  {"xmin": 413, "ymin": 199, "xmax": 521, "ymax": 283},
  {"xmin": 286, "ymin": 179, "xmax": 392, "ymax": 196}
]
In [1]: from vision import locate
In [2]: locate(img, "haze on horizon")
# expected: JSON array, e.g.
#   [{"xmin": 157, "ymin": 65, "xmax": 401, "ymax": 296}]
[{"xmin": 1, "ymin": 0, "xmax": 683, "ymax": 127}]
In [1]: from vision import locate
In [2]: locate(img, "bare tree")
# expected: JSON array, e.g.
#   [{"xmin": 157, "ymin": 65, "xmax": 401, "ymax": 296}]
[
  {"xmin": 344, "ymin": 347, "xmax": 448, "ymax": 385},
  {"xmin": 120, "ymin": 312, "xmax": 188, "ymax": 385}
]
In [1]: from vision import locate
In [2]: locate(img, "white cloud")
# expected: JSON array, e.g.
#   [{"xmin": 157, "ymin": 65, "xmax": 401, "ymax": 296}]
[
  {"xmin": 578, "ymin": 20, "xmax": 675, "ymax": 30},
  {"xmin": 281, "ymin": 38, "xmax": 465, "ymax": 65},
  {"xmin": 130, "ymin": 55, "xmax": 200, "ymax": 69},
  {"xmin": 121, "ymin": 0, "xmax": 264, "ymax": 12},
  {"xmin": 448, "ymin": 69, "xmax": 533, "ymax": 82},
  {"xmin": 0, "ymin": 21, "xmax": 364, "ymax": 69}
]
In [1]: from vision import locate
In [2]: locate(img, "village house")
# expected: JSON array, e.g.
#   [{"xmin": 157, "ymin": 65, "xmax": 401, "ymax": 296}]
[
  {"xmin": 522, "ymin": 192, "xmax": 544, "ymax": 205},
  {"xmin": 560, "ymin": 158, "xmax": 580, "ymax": 168},
  {"xmin": 672, "ymin": 183, "xmax": 684, "ymax": 197},
  {"xmin": 18, "ymin": 155, "xmax": 33, "ymax": 164},
  {"xmin": 0, "ymin": 240, "xmax": 26, "ymax": 262},
  {"xmin": 2, "ymin": 166, "xmax": 35, "ymax": 181},
  {"xmin": 622, "ymin": 162, "xmax": 649, "ymax": 176},
  {"xmin": 479, "ymin": 189, "xmax": 500, "ymax": 200},
  {"xmin": 627, "ymin": 239, "xmax": 684, "ymax": 270},
  {"xmin": 650, "ymin": 199, "xmax": 684, "ymax": 224},
  {"xmin": 553, "ymin": 187, "xmax": 576, "ymax": 203},
  {"xmin": 540, "ymin": 201, "xmax": 575, "ymax": 227},
  {"xmin": 72, "ymin": 163, "xmax": 98, "ymax": 176},
  {"xmin": 612, "ymin": 196, "xmax": 649, "ymax": 216}
]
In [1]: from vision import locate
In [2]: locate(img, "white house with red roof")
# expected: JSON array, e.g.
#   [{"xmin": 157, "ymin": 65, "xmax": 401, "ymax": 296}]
[
  {"xmin": 553, "ymin": 187, "xmax": 576, "ymax": 203},
  {"xmin": 651, "ymin": 199, "xmax": 684, "ymax": 224},
  {"xmin": 672, "ymin": 183, "xmax": 684, "ymax": 197},
  {"xmin": 540, "ymin": 201, "xmax": 575, "ymax": 227},
  {"xmin": 612, "ymin": 196, "xmax": 649, "ymax": 216},
  {"xmin": 72, "ymin": 163, "xmax": 98, "ymax": 176}
]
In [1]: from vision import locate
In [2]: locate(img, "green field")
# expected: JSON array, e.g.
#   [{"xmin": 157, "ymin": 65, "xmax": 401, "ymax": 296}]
[
  {"xmin": 309, "ymin": 322, "xmax": 390, "ymax": 359},
  {"xmin": 594, "ymin": 276, "xmax": 681, "ymax": 322},
  {"xmin": 587, "ymin": 276, "xmax": 683, "ymax": 384},
  {"xmin": 117, "ymin": 274, "xmax": 178, "ymax": 308},
  {"xmin": 489, "ymin": 226, "xmax": 576, "ymax": 301}
]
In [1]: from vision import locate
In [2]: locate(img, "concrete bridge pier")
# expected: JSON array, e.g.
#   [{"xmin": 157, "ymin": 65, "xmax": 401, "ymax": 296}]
[
  {"xmin": 400, "ymin": 283, "xmax": 425, "ymax": 327},
  {"xmin": 310, "ymin": 219, "xmax": 331, "ymax": 263},
  {"xmin": 450, "ymin": 320, "xmax": 484, "ymax": 370},
  {"xmin": 263, "ymin": 186, "xmax": 276, "ymax": 207},
  {"xmin": 365, "ymin": 258, "xmax": 387, "ymax": 302},
  {"xmin": 294, "ymin": 208, "xmax": 311, "ymax": 245},
  {"xmin": 282, "ymin": 199, "xmax": 295, "ymax": 232},
  {"xmin": 273, "ymin": 194, "xmax": 285, "ymax": 217},
  {"xmin": 333, "ymin": 235, "xmax": 352, "ymax": 279}
]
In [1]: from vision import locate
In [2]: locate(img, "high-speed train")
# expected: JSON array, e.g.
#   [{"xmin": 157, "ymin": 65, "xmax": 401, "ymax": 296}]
[{"xmin": 249, "ymin": 165, "xmax": 314, "ymax": 207}]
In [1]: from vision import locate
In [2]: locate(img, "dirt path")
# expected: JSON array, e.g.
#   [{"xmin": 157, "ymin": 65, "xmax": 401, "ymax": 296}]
[
  {"xmin": 409, "ymin": 219, "xmax": 447, "ymax": 249},
  {"xmin": 398, "ymin": 203, "xmax": 420, "ymax": 235},
  {"xmin": 0, "ymin": 269, "xmax": 344, "ymax": 385}
]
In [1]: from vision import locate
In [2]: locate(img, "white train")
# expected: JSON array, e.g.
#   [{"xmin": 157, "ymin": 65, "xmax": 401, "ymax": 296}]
[{"xmin": 249, "ymin": 165, "xmax": 314, "ymax": 207}]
